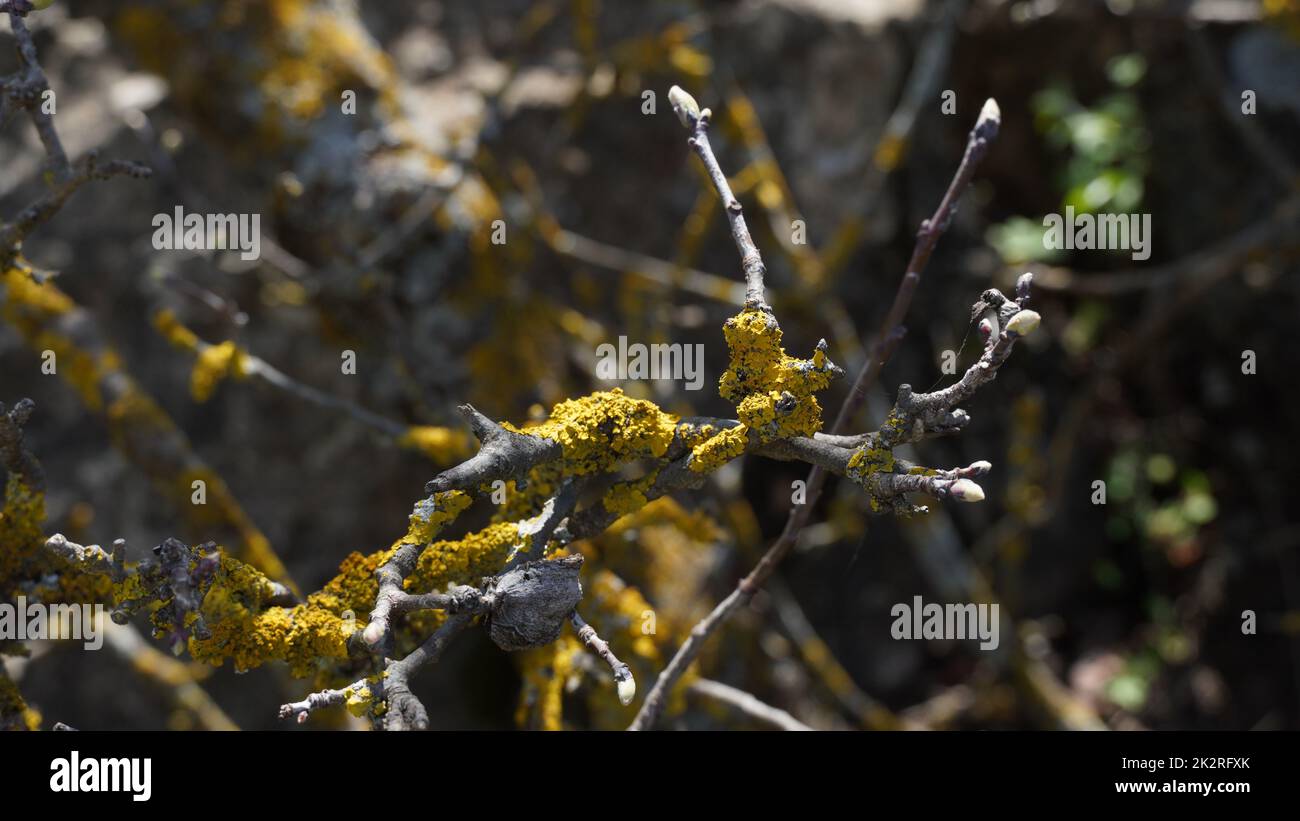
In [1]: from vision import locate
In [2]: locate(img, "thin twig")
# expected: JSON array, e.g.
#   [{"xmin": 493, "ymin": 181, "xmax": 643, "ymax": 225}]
[
  {"xmin": 671, "ymin": 86, "xmax": 770, "ymax": 311},
  {"xmin": 3, "ymin": 11, "xmax": 68, "ymax": 178},
  {"xmin": 240, "ymin": 354, "xmax": 409, "ymax": 438},
  {"xmin": 769, "ymin": 578, "xmax": 900, "ymax": 729},
  {"xmin": 0, "ymin": 12, "xmax": 150, "ymax": 269},
  {"xmin": 835, "ymin": 98, "xmax": 1002, "ymax": 427},
  {"xmin": 572, "ymin": 611, "xmax": 635, "ymax": 706},
  {"xmin": 102, "ymin": 622, "xmax": 239, "ymax": 731},
  {"xmin": 548, "ymin": 228, "xmax": 746, "ymax": 305},
  {"xmin": 688, "ymin": 678, "xmax": 812, "ymax": 731}
]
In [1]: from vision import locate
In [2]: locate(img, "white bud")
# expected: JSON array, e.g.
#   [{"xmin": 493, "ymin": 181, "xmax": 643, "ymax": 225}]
[
  {"xmin": 976, "ymin": 98, "xmax": 1001, "ymax": 137},
  {"xmin": 668, "ymin": 85, "xmax": 700, "ymax": 128},
  {"xmin": 949, "ymin": 478, "xmax": 985, "ymax": 502},
  {"xmin": 616, "ymin": 672, "xmax": 636, "ymax": 706},
  {"xmin": 1006, "ymin": 310, "xmax": 1041, "ymax": 337},
  {"xmin": 362, "ymin": 621, "xmax": 384, "ymax": 647},
  {"xmin": 969, "ymin": 460, "xmax": 992, "ymax": 474}
]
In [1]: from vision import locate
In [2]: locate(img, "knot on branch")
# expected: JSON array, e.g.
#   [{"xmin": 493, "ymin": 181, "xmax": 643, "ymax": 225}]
[
  {"xmin": 485, "ymin": 554, "xmax": 584, "ymax": 651},
  {"xmin": 294, "ymin": 552, "xmax": 629, "ymax": 728}
]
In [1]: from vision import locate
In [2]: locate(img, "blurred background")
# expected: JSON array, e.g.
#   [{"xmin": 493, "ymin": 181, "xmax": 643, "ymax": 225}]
[{"xmin": 2, "ymin": 0, "xmax": 1298, "ymax": 730}]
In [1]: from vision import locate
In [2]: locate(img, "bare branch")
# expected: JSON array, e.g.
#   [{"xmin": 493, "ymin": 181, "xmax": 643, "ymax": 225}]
[
  {"xmin": 44, "ymin": 533, "xmax": 127, "ymax": 583},
  {"xmin": 688, "ymin": 678, "xmax": 812, "ymax": 731},
  {"xmin": 572, "ymin": 610, "xmax": 635, "ymax": 706},
  {"xmin": 278, "ymin": 686, "xmax": 353, "ymax": 724},
  {"xmin": 670, "ymin": 85, "xmax": 770, "ymax": 311},
  {"xmin": 834, "ymin": 97, "xmax": 1001, "ymax": 427},
  {"xmin": 507, "ymin": 477, "xmax": 579, "ymax": 565},
  {"xmin": 3, "ymin": 11, "xmax": 67, "ymax": 178},
  {"xmin": 0, "ymin": 152, "xmax": 151, "ymax": 256},
  {"xmin": 240, "ymin": 355, "xmax": 408, "ymax": 438},
  {"xmin": 0, "ymin": 13, "xmax": 151, "ymax": 266},
  {"xmin": 424, "ymin": 404, "xmax": 561, "ymax": 494},
  {"xmin": 547, "ymin": 228, "xmax": 745, "ymax": 306},
  {"xmin": 0, "ymin": 397, "xmax": 42, "ymax": 490}
]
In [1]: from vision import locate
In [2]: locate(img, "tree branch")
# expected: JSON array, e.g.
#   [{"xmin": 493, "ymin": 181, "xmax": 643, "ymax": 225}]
[
  {"xmin": 424, "ymin": 404, "xmax": 561, "ymax": 494},
  {"xmin": 629, "ymin": 94, "xmax": 1006, "ymax": 731},
  {"xmin": 572, "ymin": 610, "xmax": 635, "ymax": 706},
  {"xmin": 671, "ymin": 85, "xmax": 770, "ymax": 311},
  {"xmin": 688, "ymin": 678, "xmax": 811, "ymax": 731}
]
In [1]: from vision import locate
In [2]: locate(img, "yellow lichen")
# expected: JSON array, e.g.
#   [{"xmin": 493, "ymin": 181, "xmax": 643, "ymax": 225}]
[
  {"xmin": 605, "ymin": 497, "xmax": 722, "ymax": 545},
  {"xmin": 344, "ymin": 679, "xmax": 377, "ymax": 718},
  {"xmin": 308, "ymin": 547, "xmax": 397, "ymax": 617},
  {"xmin": 189, "ymin": 555, "xmax": 348, "ymax": 676},
  {"xmin": 0, "ymin": 465, "xmax": 114, "ymax": 608},
  {"xmin": 0, "ymin": 474, "xmax": 45, "ymax": 585},
  {"xmin": 398, "ymin": 490, "xmax": 472, "ymax": 547},
  {"xmin": 602, "ymin": 469, "xmax": 660, "ymax": 517},
  {"xmin": 846, "ymin": 442, "xmax": 897, "ymax": 513},
  {"xmin": 1, "ymin": 266, "xmax": 73, "ymax": 316},
  {"xmin": 396, "ymin": 426, "xmax": 474, "ymax": 463},
  {"xmin": 736, "ymin": 389, "xmax": 824, "ymax": 442},
  {"xmin": 696, "ymin": 308, "xmax": 840, "ymax": 452},
  {"xmin": 718, "ymin": 309, "xmax": 836, "ymax": 403},
  {"xmin": 688, "ymin": 424, "xmax": 749, "ymax": 474},
  {"xmin": 493, "ymin": 462, "xmax": 567, "ymax": 524},
  {"xmin": 404, "ymin": 521, "xmax": 519, "ymax": 593},
  {"xmin": 675, "ymin": 421, "xmax": 716, "ymax": 450},
  {"xmin": 152, "ymin": 309, "xmax": 200, "ymax": 352},
  {"xmin": 190, "ymin": 341, "xmax": 250, "ymax": 403},
  {"xmin": 113, "ymin": 572, "xmax": 148, "ymax": 613},
  {"xmin": 877, "ymin": 410, "xmax": 910, "ymax": 446},
  {"xmin": 2, "ymin": 267, "xmax": 107, "ymax": 410},
  {"xmin": 0, "ymin": 673, "xmax": 41, "ymax": 731},
  {"xmin": 588, "ymin": 499, "xmax": 721, "ymax": 635},
  {"xmin": 516, "ymin": 634, "xmax": 579, "ymax": 731},
  {"xmin": 115, "ymin": 1, "xmax": 402, "ymax": 149},
  {"xmin": 505, "ymin": 389, "xmax": 678, "ymax": 476}
]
